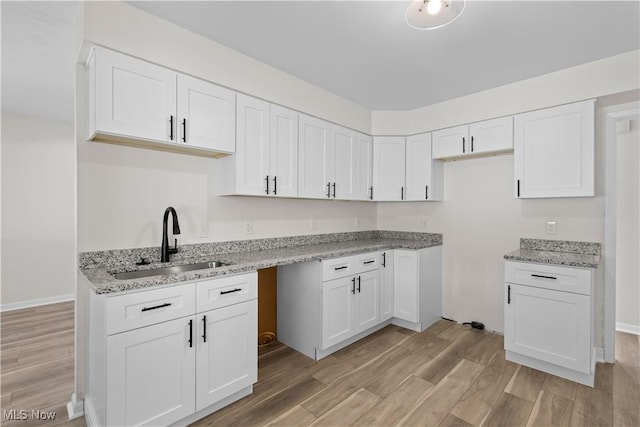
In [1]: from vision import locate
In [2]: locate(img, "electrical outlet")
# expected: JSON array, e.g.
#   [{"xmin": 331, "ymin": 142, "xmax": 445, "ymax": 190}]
[
  {"xmin": 310, "ymin": 218, "xmax": 317, "ymax": 231},
  {"xmin": 546, "ymin": 221, "xmax": 557, "ymax": 235},
  {"xmin": 198, "ymin": 221, "xmax": 208, "ymax": 238},
  {"xmin": 244, "ymin": 220, "xmax": 253, "ymax": 235},
  {"xmin": 354, "ymin": 217, "xmax": 359, "ymax": 228},
  {"xmin": 421, "ymin": 216, "xmax": 429, "ymax": 230}
]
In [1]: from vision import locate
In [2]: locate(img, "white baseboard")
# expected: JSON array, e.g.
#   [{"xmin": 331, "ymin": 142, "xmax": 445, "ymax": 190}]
[
  {"xmin": 1, "ymin": 294, "xmax": 75, "ymax": 312},
  {"xmin": 595, "ymin": 347, "xmax": 605, "ymax": 363},
  {"xmin": 616, "ymin": 322, "xmax": 640, "ymax": 335}
]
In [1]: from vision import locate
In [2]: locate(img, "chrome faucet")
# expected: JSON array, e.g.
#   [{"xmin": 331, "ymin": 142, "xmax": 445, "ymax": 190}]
[{"xmin": 161, "ymin": 207, "xmax": 181, "ymax": 262}]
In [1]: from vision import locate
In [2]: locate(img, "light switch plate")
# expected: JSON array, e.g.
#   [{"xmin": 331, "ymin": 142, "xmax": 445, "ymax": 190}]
[{"xmin": 546, "ymin": 221, "xmax": 557, "ymax": 235}]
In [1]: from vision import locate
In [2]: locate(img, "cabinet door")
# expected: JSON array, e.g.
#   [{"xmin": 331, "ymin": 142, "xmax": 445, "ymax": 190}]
[
  {"xmin": 379, "ymin": 251, "xmax": 394, "ymax": 322},
  {"xmin": 468, "ymin": 116, "xmax": 513, "ymax": 155},
  {"xmin": 405, "ymin": 133, "xmax": 432, "ymax": 201},
  {"xmin": 270, "ymin": 105, "xmax": 298, "ymax": 197},
  {"xmin": 432, "ymin": 125, "xmax": 468, "ymax": 159},
  {"xmin": 514, "ymin": 100, "xmax": 594, "ymax": 198},
  {"xmin": 505, "ymin": 283, "xmax": 591, "ymax": 373},
  {"xmin": 177, "ymin": 74, "xmax": 236, "ymax": 153},
  {"xmin": 234, "ymin": 94, "xmax": 271, "ymax": 196},
  {"xmin": 393, "ymin": 250, "xmax": 419, "ymax": 323},
  {"xmin": 196, "ymin": 300, "xmax": 257, "ymax": 411},
  {"xmin": 106, "ymin": 316, "xmax": 195, "ymax": 426},
  {"xmin": 372, "ymin": 137, "xmax": 406, "ymax": 201},
  {"xmin": 332, "ymin": 125, "xmax": 357, "ymax": 200},
  {"xmin": 322, "ymin": 277, "xmax": 354, "ymax": 349},
  {"xmin": 298, "ymin": 114, "xmax": 332, "ymax": 199},
  {"xmin": 355, "ymin": 133, "xmax": 373, "ymax": 201},
  {"xmin": 94, "ymin": 47, "xmax": 176, "ymax": 143},
  {"xmin": 354, "ymin": 270, "xmax": 380, "ymax": 334}
]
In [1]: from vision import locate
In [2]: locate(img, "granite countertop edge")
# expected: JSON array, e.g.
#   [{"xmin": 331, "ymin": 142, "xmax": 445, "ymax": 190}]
[
  {"xmin": 83, "ymin": 237, "xmax": 442, "ymax": 295},
  {"xmin": 503, "ymin": 237, "xmax": 601, "ymax": 269}
]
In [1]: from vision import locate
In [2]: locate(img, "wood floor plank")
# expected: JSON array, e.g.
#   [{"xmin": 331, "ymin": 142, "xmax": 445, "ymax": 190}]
[
  {"xmin": 414, "ymin": 330, "xmax": 481, "ymax": 385},
  {"xmin": 398, "ymin": 359, "xmax": 485, "ymax": 427},
  {"xmin": 364, "ymin": 346, "xmax": 433, "ymax": 398},
  {"xmin": 526, "ymin": 390, "xmax": 573, "ymax": 427},
  {"xmin": 301, "ymin": 346, "xmax": 409, "ymax": 417},
  {"xmin": 593, "ymin": 361, "xmax": 613, "ymax": 393},
  {"xmin": 439, "ymin": 413, "xmax": 474, "ymax": 427},
  {"xmin": 613, "ymin": 357, "xmax": 640, "ymax": 427},
  {"xmin": 482, "ymin": 392, "xmax": 534, "ymax": 427},
  {"xmin": 309, "ymin": 388, "xmax": 380, "ymax": 427},
  {"xmin": 542, "ymin": 372, "xmax": 577, "ymax": 401},
  {"xmin": 570, "ymin": 384, "xmax": 613, "ymax": 427},
  {"xmin": 264, "ymin": 405, "xmax": 317, "ymax": 427},
  {"xmin": 504, "ymin": 365, "xmax": 547, "ymax": 402},
  {"xmin": 353, "ymin": 376, "xmax": 434, "ymax": 427},
  {"xmin": 462, "ymin": 333, "xmax": 503, "ymax": 366},
  {"xmin": 423, "ymin": 319, "xmax": 456, "ymax": 336},
  {"xmin": 312, "ymin": 357, "xmax": 357, "ymax": 386},
  {"xmin": 398, "ymin": 330, "xmax": 452, "ymax": 357},
  {"xmin": 450, "ymin": 350, "xmax": 519, "ymax": 426}
]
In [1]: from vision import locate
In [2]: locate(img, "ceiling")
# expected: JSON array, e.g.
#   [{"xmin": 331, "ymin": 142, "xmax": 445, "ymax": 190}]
[
  {"xmin": 130, "ymin": 1, "xmax": 640, "ymax": 110},
  {"xmin": 1, "ymin": 1, "xmax": 639, "ymax": 123}
]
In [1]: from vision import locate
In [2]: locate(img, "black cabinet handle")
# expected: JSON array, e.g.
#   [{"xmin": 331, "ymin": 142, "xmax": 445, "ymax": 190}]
[
  {"xmin": 531, "ymin": 274, "xmax": 557, "ymax": 280},
  {"xmin": 401, "ymin": 186, "xmax": 404, "ymax": 200},
  {"xmin": 369, "ymin": 186, "xmax": 373, "ymax": 200},
  {"xmin": 357, "ymin": 276, "xmax": 361, "ymax": 293},
  {"xmin": 202, "ymin": 315, "xmax": 207, "ymax": 343},
  {"xmin": 351, "ymin": 277, "xmax": 356, "ymax": 294},
  {"xmin": 188, "ymin": 319, "xmax": 193, "ymax": 348},
  {"xmin": 265, "ymin": 175, "xmax": 270, "ymax": 195},
  {"xmin": 517, "ymin": 179, "xmax": 520, "ymax": 197},
  {"xmin": 507, "ymin": 285, "xmax": 511, "ymax": 304},
  {"xmin": 182, "ymin": 118, "xmax": 187, "ymax": 142},
  {"xmin": 220, "ymin": 288, "xmax": 242, "ymax": 295},
  {"xmin": 462, "ymin": 137, "xmax": 466, "ymax": 154},
  {"xmin": 273, "ymin": 176, "xmax": 277, "ymax": 195},
  {"xmin": 334, "ymin": 265, "xmax": 348, "ymax": 271},
  {"xmin": 471, "ymin": 136, "xmax": 474, "ymax": 152},
  {"xmin": 141, "ymin": 302, "xmax": 171, "ymax": 312},
  {"xmin": 425, "ymin": 185, "xmax": 429, "ymax": 200},
  {"xmin": 363, "ymin": 260, "xmax": 375, "ymax": 264},
  {"xmin": 382, "ymin": 252, "xmax": 386, "ymax": 267},
  {"xmin": 169, "ymin": 116, "xmax": 174, "ymax": 140},
  {"xmin": 327, "ymin": 182, "xmax": 331, "ymax": 198},
  {"xmin": 332, "ymin": 182, "xmax": 336, "ymax": 198}
]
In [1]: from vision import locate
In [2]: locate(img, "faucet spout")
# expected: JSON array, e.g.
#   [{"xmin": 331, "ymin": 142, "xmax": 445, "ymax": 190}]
[{"xmin": 161, "ymin": 207, "xmax": 181, "ymax": 262}]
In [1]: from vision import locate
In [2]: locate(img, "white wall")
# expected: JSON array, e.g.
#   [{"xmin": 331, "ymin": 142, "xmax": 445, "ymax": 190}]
[
  {"xmin": 1, "ymin": 113, "xmax": 76, "ymax": 308},
  {"xmin": 616, "ymin": 117, "xmax": 640, "ymax": 333}
]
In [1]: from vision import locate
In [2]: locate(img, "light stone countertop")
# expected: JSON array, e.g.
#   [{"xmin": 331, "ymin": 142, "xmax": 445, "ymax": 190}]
[
  {"xmin": 81, "ymin": 231, "xmax": 442, "ymax": 295},
  {"xmin": 504, "ymin": 238, "xmax": 601, "ymax": 269}
]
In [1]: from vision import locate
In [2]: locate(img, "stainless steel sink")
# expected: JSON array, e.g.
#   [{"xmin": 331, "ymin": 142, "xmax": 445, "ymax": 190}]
[{"xmin": 112, "ymin": 261, "xmax": 229, "ymax": 280}]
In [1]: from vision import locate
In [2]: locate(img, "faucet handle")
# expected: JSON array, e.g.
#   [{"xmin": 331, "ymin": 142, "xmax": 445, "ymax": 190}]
[{"xmin": 168, "ymin": 238, "xmax": 179, "ymax": 255}]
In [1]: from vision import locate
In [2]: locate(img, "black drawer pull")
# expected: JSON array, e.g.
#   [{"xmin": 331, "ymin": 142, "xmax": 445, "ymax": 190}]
[
  {"xmin": 141, "ymin": 302, "xmax": 171, "ymax": 312},
  {"xmin": 188, "ymin": 319, "xmax": 193, "ymax": 348},
  {"xmin": 351, "ymin": 277, "xmax": 356, "ymax": 294},
  {"xmin": 265, "ymin": 175, "xmax": 270, "ymax": 194},
  {"xmin": 357, "ymin": 276, "xmax": 361, "ymax": 293},
  {"xmin": 202, "ymin": 315, "xmax": 207, "ymax": 343},
  {"xmin": 507, "ymin": 285, "xmax": 511, "ymax": 304},
  {"xmin": 382, "ymin": 252, "xmax": 386, "ymax": 267},
  {"xmin": 334, "ymin": 266, "xmax": 348, "ymax": 271},
  {"xmin": 220, "ymin": 288, "xmax": 242, "ymax": 295},
  {"xmin": 363, "ymin": 260, "xmax": 375, "ymax": 264},
  {"xmin": 531, "ymin": 274, "xmax": 557, "ymax": 280}
]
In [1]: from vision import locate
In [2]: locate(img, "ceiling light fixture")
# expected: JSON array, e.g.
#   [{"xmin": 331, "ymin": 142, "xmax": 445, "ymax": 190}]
[{"xmin": 405, "ymin": 0, "xmax": 466, "ymax": 30}]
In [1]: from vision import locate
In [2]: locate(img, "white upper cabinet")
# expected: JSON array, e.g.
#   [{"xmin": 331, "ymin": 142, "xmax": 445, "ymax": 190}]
[
  {"xmin": 90, "ymin": 47, "xmax": 176, "ymax": 143},
  {"xmin": 514, "ymin": 100, "xmax": 595, "ymax": 198},
  {"xmin": 355, "ymin": 133, "xmax": 373, "ymax": 201},
  {"xmin": 405, "ymin": 133, "xmax": 443, "ymax": 201},
  {"xmin": 331, "ymin": 125, "xmax": 358, "ymax": 200},
  {"xmin": 468, "ymin": 116, "xmax": 513, "ymax": 155},
  {"xmin": 88, "ymin": 47, "xmax": 235, "ymax": 157},
  {"xmin": 372, "ymin": 137, "xmax": 406, "ymax": 201},
  {"xmin": 176, "ymin": 74, "xmax": 235, "ymax": 153},
  {"xmin": 216, "ymin": 95, "xmax": 297, "ymax": 197},
  {"xmin": 298, "ymin": 114, "xmax": 333, "ymax": 199},
  {"xmin": 432, "ymin": 116, "xmax": 513, "ymax": 159}
]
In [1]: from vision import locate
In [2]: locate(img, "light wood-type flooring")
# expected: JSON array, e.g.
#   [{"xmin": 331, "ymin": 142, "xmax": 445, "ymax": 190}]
[{"xmin": 1, "ymin": 301, "xmax": 639, "ymax": 426}]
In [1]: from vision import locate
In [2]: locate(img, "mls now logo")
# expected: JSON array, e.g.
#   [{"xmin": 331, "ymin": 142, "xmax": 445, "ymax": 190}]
[
  {"xmin": 3, "ymin": 410, "xmax": 28, "ymax": 420},
  {"xmin": 3, "ymin": 409, "xmax": 56, "ymax": 421}
]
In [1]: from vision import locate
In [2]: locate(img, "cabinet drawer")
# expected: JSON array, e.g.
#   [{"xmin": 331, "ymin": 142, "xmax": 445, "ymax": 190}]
[
  {"xmin": 505, "ymin": 261, "xmax": 592, "ymax": 295},
  {"xmin": 355, "ymin": 252, "xmax": 379, "ymax": 272},
  {"xmin": 322, "ymin": 255, "xmax": 358, "ymax": 281},
  {"xmin": 107, "ymin": 283, "xmax": 196, "ymax": 335},
  {"xmin": 196, "ymin": 272, "xmax": 257, "ymax": 313}
]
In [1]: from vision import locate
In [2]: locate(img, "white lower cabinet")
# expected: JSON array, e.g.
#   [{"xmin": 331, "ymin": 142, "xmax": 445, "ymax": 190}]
[
  {"xmin": 87, "ymin": 273, "xmax": 258, "ymax": 427},
  {"xmin": 393, "ymin": 250, "xmax": 419, "ymax": 323},
  {"xmin": 106, "ymin": 316, "xmax": 196, "ymax": 427},
  {"xmin": 196, "ymin": 300, "xmax": 257, "ymax": 411},
  {"xmin": 504, "ymin": 261, "xmax": 595, "ymax": 386}
]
